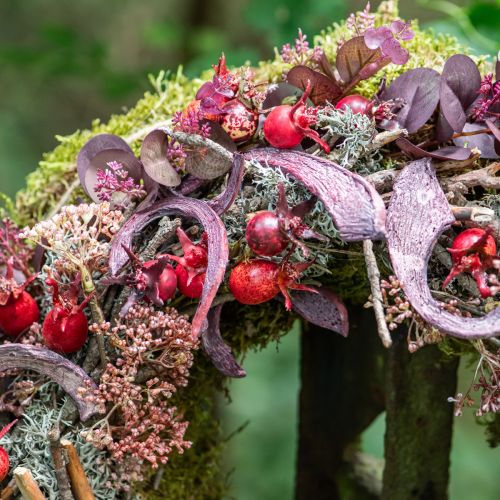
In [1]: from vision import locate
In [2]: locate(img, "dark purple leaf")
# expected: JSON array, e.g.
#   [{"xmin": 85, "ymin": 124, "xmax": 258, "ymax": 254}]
[
  {"xmin": 176, "ymin": 175, "xmax": 207, "ymax": 196},
  {"xmin": 262, "ymin": 82, "xmax": 305, "ymax": 110},
  {"xmin": 289, "ymin": 287, "xmax": 349, "ymax": 336},
  {"xmin": 244, "ymin": 149, "xmax": 386, "ymax": 241},
  {"xmin": 396, "ymin": 137, "xmax": 472, "ymax": 161},
  {"xmin": 77, "ymin": 134, "xmax": 144, "ymax": 202},
  {"xmin": 382, "ymin": 68, "xmax": 441, "ymax": 134},
  {"xmin": 439, "ymin": 81, "xmax": 467, "ymax": 133},
  {"xmin": 163, "ymin": 128, "xmax": 233, "ymax": 180},
  {"xmin": 335, "ymin": 36, "xmax": 381, "ymax": 85},
  {"xmin": 140, "ymin": 129, "xmax": 181, "ymax": 187},
  {"xmin": 435, "ymin": 109, "xmax": 455, "ymax": 142},
  {"xmin": 109, "ymin": 194, "xmax": 229, "ymax": 339},
  {"xmin": 386, "ymin": 158, "xmax": 500, "ymax": 339},
  {"xmin": 442, "ymin": 55, "xmax": 481, "ymax": 110},
  {"xmin": 453, "ymin": 123, "xmax": 500, "ymax": 159},
  {"xmin": 286, "ymin": 65, "xmax": 342, "ymax": 105},
  {"xmin": 201, "ymin": 305, "xmax": 246, "ymax": 378},
  {"xmin": 207, "ymin": 153, "xmax": 246, "ymax": 215},
  {"xmin": 0, "ymin": 344, "xmax": 99, "ymax": 421},
  {"xmin": 485, "ymin": 119, "xmax": 500, "ymax": 142}
]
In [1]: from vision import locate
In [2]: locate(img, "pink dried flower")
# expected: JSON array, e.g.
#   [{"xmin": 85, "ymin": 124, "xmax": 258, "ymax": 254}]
[
  {"xmin": 94, "ymin": 161, "xmax": 146, "ymax": 203},
  {"xmin": 472, "ymin": 73, "xmax": 500, "ymax": 121},
  {"xmin": 280, "ymin": 29, "xmax": 324, "ymax": 69},
  {"xmin": 80, "ymin": 305, "xmax": 198, "ymax": 469},
  {"xmin": 346, "ymin": 2, "xmax": 376, "ymax": 36},
  {"xmin": 364, "ymin": 20, "xmax": 414, "ymax": 65}
]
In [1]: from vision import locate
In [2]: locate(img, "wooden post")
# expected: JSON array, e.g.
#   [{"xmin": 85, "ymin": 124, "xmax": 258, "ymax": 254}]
[
  {"xmin": 60, "ymin": 439, "xmax": 95, "ymax": 500},
  {"xmin": 295, "ymin": 304, "xmax": 386, "ymax": 500},
  {"xmin": 13, "ymin": 467, "xmax": 46, "ymax": 500},
  {"xmin": 382, "ymin": 331, "xmax": 458, "ymax": 500}
]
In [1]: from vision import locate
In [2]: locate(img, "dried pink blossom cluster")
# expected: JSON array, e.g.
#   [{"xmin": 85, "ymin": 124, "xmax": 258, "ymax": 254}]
[
  {"xmin": 0, "ymin": 218, "xmax": 33, "ymax": 278},
  {"xmin": 280, "ymin": 29, "xmax": 324, "ymax": 67},
  {"xmin": 473, "ymin": 73, "xmax": 500, "ymax": 121},
  {"xmin": 80, "ymin": 305, "xmax": 198, "ymax": 468},
  {"xmin": 346, "ymin": 2, "xmax": 375, "ymax": 36},
  {"xmin": 94, "ymin": 161, "xmax": 146, "ymax": 203},
  {"xmin": 380, "ymin": 275, "xmax": 413, "ymax": 330},
  {"xmin": 172, "ymin": 108, "xmax": 211, "ymax": 138},
  {"xmin": 20, "ymin": 202, "xmax": 124, "ymax": 276}
]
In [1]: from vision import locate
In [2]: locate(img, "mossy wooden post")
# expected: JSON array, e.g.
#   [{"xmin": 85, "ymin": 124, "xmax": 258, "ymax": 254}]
[
  {"xmin": 295, "ymin": 304, "xmax": 386, "ymax": 500},
  {"xmin": 382, "ymin": 331, "xmax": 459, "ymax": 500}
]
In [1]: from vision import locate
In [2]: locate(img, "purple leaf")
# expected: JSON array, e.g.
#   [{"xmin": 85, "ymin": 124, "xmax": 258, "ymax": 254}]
[
  {"xmin": 77, "ymin": 135, "xmax": 144, "ymax": 202},
  {"xmin": 485, "ymin": 119, "xmax": 500, "ymax": 142},
  {"xmin": 207, "ymin": 153, "xmax": 246, "ymax": 215},
  {"xmin": 453, "ymin": 123, "xmax": 500, "ymax": 159},
  {"xmin": 201, "ymin": 305, "xmax": 246, "ymax": 378},
  {"xmin": 140, "ymin": 129, "xmax": 181, "ymax": 187},
  {"xmin": 386, "ymin": 158, "xmax": 500, "ymax": 339},
  {"xmin": 381, "ymin": 37, "xmax": 409, "ymax": 65},
  {"xmin": 336, "ymin": 36, "xmax": 381, "ymax": 85},
  {"xmin": 442, "ymin": 55, "xmax": 481, "ymax": 111},
  {"xmin": 289, "ymin": 286, "xmax": 349, "ymax": 336},
  {"xmin": 439, "ymin": 81, "xmax": 466, "ymax": 133},
  {"xmin": 176, "ymin": 175, "xmax": 207, "ymax": 196},
  {"xmin": 382, "ymin": 68, "xmax": 441, "ymax": 133},
  {"xmin": 0, "ymin": 344, "xmax": 99, "ymax": 421},
  {"xmin": 109, "ymin": 194, "xmax": 229, "ymax": 339},
  {"xmin": 396, "ymin": 137, "xmax": 472, "ymax": 161},
  {"xmin": 262, "ymin": 82, "xmax": 305, "ymax": 110},
  {"xmin": 244, "ymin": 149, "xmax": 386, "ymax": 241},
  {"xmin": 286, "ymin": 65, "xmax": 342, "ymax": 105},
  {"xmin": 364, "ymin": 27, "xmax": 392, "ymax": 50}
]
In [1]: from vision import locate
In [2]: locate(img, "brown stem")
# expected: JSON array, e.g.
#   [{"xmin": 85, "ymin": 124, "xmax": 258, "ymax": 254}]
[
  {"xmin": 60, "ymin": 439, "xmax": 95, "ymax": 500},
  {"xmin": 48, "ymin": 426, "xmax": 73, "ymax": 500}
]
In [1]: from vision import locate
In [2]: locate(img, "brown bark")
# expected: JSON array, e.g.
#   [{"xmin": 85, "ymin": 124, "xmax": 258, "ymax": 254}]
[
  {"xmin": 382, "ymin": 331, "xmax": 459, "ymax": 500},
  {"xmin": 295, "ymin": 305, "xmax": 386, "ymax": 500}
]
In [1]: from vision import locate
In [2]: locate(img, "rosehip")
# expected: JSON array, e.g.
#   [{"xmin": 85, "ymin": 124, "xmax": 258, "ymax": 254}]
[
  {"xmin": 0, "ymin": 420, "xmax": 17, "ymax": 481},
  {"xmin": 175, "ymin": 265, "xmax": 205, "ymax": 299},
  {"xmin": 0, "ymin": 258, "xmax": 39, "ymax": 337},
  {"xmin": 42, "ymin": 278, "xmax": 90, "ymax": 353},
  {"xmin": 229, "ymin": 260, "xmax": 280, "ymax": 305},
  {"xmin": 220, "ymin": 100, "xmax": 258, "ymax": 143},
  {"xmin": 245, "ymin": 211, "xmax": 288, "ymax": 256},
  {"xmin": 156, "ymin": 264, "xmax": 177, "ymax": 302},
  {"xmin": 264, "ymin": 81, "xmax": 330, "ymax": 153},
  {"xmin": 335, "ymin": 95, "xmax": 372, "ymax": 115}
]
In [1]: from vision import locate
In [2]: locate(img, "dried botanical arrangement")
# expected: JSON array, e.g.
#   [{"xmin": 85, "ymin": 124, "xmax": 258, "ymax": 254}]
[{"xmin": 0, "ymin": 1, "xmax": 499, "ymax": 498}]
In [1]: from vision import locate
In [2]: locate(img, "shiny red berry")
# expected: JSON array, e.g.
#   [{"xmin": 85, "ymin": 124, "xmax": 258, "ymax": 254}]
[
  {"xmin": 229, "ymin": 260, "xmax": 280, "ymax": 305},
  {"xmin": 175, "ymin": 265, "xmax": 205, "ymax": 299},
  {"xmin": 335, "ymin": 95, "xmax": 372, "ymax": 115},
  {"xmin": 0, "ymin": 291, "xmax": 40, "ymax": 337},
  {"xmin": 43, "ymin": 308, "xmax": 88, "ymax": 353},
  {"xmin": 245, "ymin": 211, "xmax": 289, "ymax": 256},
  {"xmin": 0, "ymin": 420, "xmax": 17, "ymax": 481},
  {"xmin": 156, "ymin": 264, "xmax": 178, "ymax": 302}
]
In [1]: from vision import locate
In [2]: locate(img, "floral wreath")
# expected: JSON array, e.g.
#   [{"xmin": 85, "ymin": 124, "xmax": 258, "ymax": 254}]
[{"xmin": 0, "ymin": 1, "xmax": 499, "ymax": 498}]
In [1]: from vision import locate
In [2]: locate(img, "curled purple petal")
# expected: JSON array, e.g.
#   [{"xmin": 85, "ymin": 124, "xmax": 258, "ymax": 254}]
[
  {"xmin": 207, "ymin": 153, "xmax": 246, "ymax": 215},
  {"xmin": 244, "ymin": 148, "xmax": 386, "ymax": 241},
  {"xmin": 289, "ymin": 286, "xmax": 349, "ymax": 337},
  {"xmin": 381, "ymin": 37, "xmax": 409, "ymax": 65},
  {"xmin": 364, "ymin": 27, "xmax": 391, "ymax": 50},
  {"xmin": 109, "ymin": 195, "xmax": 229, "ymax": 339},
  {"xmin": 396, "ymin": 137, "xmax": 472, "ymax": 161},
  {"xmin": 0, "ymin": 344, "xmax": 99, "ymax": 421},
  {"xmin": 386, "ymin": 158, "xmax": 500, "ymax": 339},
  {"xmin": 201, "ymin": 305, "xmax": 246, "ymax": 378}
]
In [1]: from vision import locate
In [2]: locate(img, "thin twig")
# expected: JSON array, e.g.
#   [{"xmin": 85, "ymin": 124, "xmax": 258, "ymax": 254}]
[
  {"xmin": 48, "ymin": 426, "xmax": 73, "ymax": 500},
  {"xmin": 363, "ymin": 240, "xmax": 392, "ymax": 348}
]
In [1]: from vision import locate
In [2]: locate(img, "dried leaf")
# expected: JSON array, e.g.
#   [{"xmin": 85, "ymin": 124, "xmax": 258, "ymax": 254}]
[
  {"xmin": 244, "ymin": 149, "xmax": 386, "ymax": 241},
  {"xmin": 201, "ymin": 305, "xmax": 246, "ymax": 378},
  {"xmin": 386, "ymin": 158, "xmax": 500, "ymax": 339}
]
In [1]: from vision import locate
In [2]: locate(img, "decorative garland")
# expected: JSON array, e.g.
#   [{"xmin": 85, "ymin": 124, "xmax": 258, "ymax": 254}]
[{"xmin": 0, "ymin": 1, "xmax": 499, "ymax": 498}]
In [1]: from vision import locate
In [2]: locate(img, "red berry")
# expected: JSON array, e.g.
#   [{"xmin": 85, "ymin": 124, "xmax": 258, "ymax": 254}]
[
  {"xmin": 335, "ymin": 95, "xmax": 372, "ymax": 115},
  {"xmin": 0, "ymin": 291, "xmax": 40, "ymax": 337},
  {"xmin": 0, "ymin": 419, "xmax": 17, "ymax": 481},
  {"xmin": 42, "ymin": 308, "xmax": 88, "ymax": 354},
  {"xmin": 449, "ymin": 228, "xmax": 496, "ymax": 261},
  {"xmin": 245, "ymin": 211, "xmax": 289, "ymax": 256},
  {"xmin": 157, "ymin": 264, "xmax": 177, "ymax": 302},
  {"xmin": 221, "ymin": 101, "xmax": 258, "ymax": 143},
  {"xmin": 176, "ymin": 265, "xmax": 205, "ymax": 299},
  {"xmin": 229, "ymin": 260, "xmax": 280, "ymax": 305},
  {"xmin": 264, "ymin": 81, "xmax": 330, "ymax": 153}
]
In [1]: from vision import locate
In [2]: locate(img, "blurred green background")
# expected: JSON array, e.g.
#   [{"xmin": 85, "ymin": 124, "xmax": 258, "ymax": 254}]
[{"xmin": 0, "ymin": 0, "xmax": 498, "ymax": 498}]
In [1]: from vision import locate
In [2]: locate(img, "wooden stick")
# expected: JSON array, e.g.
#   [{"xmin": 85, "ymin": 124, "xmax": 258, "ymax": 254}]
[
  {"xmin": 13, "ymin": 467, "xmax": 46, "ymax": 500},
  {"xmin": 48, "ymin": 427, "xmax": 73, "ymax": 500},
  {"xmin": 0, "ymin": 479, "xmax": 17, "ymax": 500},
  {"xmin": 363, "ymin": 239, "xmax": 393, "ymax": 348},
  {"xmin": 60, "ymin": 439, "xmax": 95, "ymax": 500},
  {"xmin": 451, "ymin": 205, "xmax": 495, "ymax": 223}
]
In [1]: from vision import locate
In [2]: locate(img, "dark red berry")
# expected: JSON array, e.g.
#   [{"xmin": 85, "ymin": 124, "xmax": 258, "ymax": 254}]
[
  {"xmin": 335, "ymin": 95, "xmax": 372, "ymax": 115},
  {"xmin": 176, "ymin": 265, "xmax": 205, "ymax": 299},
  {"xmin": 229, "ymin": 260, "xmax": 280, "ymax": 305},
  {"xmin": 264, "ymin": 81, "xmax": 330, "ymax": 153},
  {"xmin": 246, "ymin": 211, "xmax": 289, "ymax": 256},
  {"xmin": 156, "ymin": 264, "xmax": 178, "ymax": 302}
]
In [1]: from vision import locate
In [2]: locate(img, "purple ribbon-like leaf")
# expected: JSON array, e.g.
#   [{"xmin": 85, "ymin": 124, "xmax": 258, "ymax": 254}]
[
  {"xmin": 201, "ymin": 305, "xmax": 246, "ymax": 378},
  {"xmin": 289, "ymin": 287, "xmax": 349, "ymax": 337},
  {"xmin": 244, "ymin": 148, "xmax": 386, "ymax": 241},
  {"xmin": 0, "ymin": 344, "xmax": 99, "ymax": 421},
  {"xmin": 453, "ymin": 123, "xmax": 500, "ymax": 159},
  {"xmin": 387, "ymin": 158, "xmax": 500, "ymax": 339},
  {"xmin": 109, "ymin": 195, "xmax": 229, "ymax": 339},
  {"xmin": 396, "ymin": 137, "xmax": 472, "ymax": 161}
]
